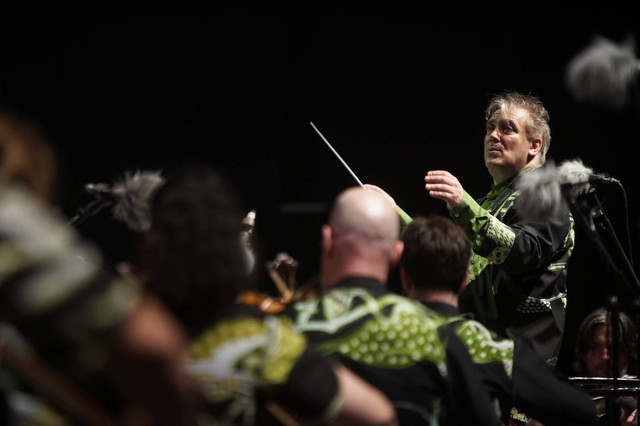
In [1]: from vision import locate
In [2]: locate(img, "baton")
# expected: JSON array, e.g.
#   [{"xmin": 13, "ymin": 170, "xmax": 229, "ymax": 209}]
[{"xmin": 309, "ymin": 121, "xmax": 364, "ymax": 187}]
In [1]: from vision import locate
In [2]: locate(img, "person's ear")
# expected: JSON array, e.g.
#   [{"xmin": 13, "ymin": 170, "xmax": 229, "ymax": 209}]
[
  {"xmin": 321, "ymin": 224, "xmax": 333, "ymax": 256},
  {"xmin": 400, "ymin": 267, "xmax": 412, "ymax": 296},
  {"xmin": 457, "ymin": 271, "xmax": 469, "ymax": 293},
  {"xmin": 390, "ymin": 240, "xmax": 404, "ymax": 267},
  {"xmin": 529, "ymin": 137, "xmax": 543, "ymax": 158}
]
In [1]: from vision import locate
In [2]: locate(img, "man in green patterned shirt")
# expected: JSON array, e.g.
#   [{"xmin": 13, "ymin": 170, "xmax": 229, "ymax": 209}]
[
  {"xmin": 366, "ymin": 91, "xmax": 573, "ymax": 368},
  {"xmin": 422, "ymin": 92, "xmax": 573, "ymax": 367},
  {"xmin": 283, "ymin": 186, "xmax": 500, "ymax": 425}
]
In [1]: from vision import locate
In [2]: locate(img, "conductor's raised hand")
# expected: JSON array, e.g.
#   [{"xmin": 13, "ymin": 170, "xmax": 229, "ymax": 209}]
[{"xmin": 425, "ymin": 170, "xmax": 464, "ymax": 209}]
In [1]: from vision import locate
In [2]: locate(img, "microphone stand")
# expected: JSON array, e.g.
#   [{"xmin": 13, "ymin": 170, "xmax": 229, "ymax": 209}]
[
  {"xmin": 567, "ymin": 187, "xmax": 640, "ymax": 425},
  {"xmin": 607, "ymin": 297, "xmax": 622, "ymax": 426},
  {"xmin": 568, "ymin": 187, "xmax": 640, "ymax": 298}
]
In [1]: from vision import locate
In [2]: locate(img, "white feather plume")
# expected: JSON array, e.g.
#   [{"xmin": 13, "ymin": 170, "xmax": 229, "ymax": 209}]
[
  {"xmin": 515, "ymin": 158, "xmax": 597, "ymax": 223},
  {"xmin": 557, "ymin": 158, "xmax": 593, "ymax": 199},
  {"xmin": 111, "ymin": 170, "xmax": 165, "ymax": 232},
  {"xmin": 515, "ymin": 162, "xmax": 565, "ymax": 223},
  {"xmin": 566, "ymin": 35, "xmax": 640, "ymax": 109}
]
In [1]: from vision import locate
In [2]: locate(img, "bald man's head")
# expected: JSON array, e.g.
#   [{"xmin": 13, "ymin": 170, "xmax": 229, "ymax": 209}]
[
  {"xmin": 320, "ymin": 187, "xmax": 403, "ymax": 288},
  {"xmin": 329, "ymin": 186, "xmax": 400, "ymax": 245}
]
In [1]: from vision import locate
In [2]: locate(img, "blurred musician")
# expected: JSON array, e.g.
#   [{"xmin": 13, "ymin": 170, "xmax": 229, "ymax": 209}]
[{"xmin": 573, "ymin": 307, "xmax": 639, "ymax": 425}]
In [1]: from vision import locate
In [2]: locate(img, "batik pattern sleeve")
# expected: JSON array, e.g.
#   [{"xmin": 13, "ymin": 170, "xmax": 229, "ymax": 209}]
[{"xmin": 450, "ymin": 191, "xmax": 515, "ymax": 266}]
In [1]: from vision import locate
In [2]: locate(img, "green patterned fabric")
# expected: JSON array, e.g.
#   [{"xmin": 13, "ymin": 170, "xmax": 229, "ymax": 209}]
[
  {"xmin": 284, "ymin": 277, "xmax": 505, "ymax": 426},
  {"xmin": 184, "ymin": 309, "xmax": 343, "ymax": 426},
  {"xmin": 186, "ymin": 315, "xmax": 307, "ymax": 394},
  {"xmin": 294, "ymin": 289, "xmax": 448, "ymax": 371},
  {"xmin": 452, "ymin": 319, "xmax": 514, "ymax": 376}
]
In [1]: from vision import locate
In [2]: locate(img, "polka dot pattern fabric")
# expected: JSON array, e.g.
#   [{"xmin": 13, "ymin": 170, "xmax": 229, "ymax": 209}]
[
  {"xmin": 294, "ymin": 289, "xmax": 449, "ymax": 373},
  {"xmin": 453, "ymin": 319, "xmax": 514, "ymax": 377}
]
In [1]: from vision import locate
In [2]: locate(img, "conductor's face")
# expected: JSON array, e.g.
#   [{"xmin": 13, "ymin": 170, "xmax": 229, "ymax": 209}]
[{"xmin": 484, "ymin": 107, "xmax": 533, "ymax": 181}]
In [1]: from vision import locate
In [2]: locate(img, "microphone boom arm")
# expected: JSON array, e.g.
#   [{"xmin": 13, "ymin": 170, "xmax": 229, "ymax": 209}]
[{"xmin": 68, "ymin": 197, "xmax": 113, "ymax": 227}]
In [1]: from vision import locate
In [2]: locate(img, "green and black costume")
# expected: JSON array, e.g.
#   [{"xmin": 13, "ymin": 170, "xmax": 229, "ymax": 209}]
[
  {"xmin": 399, "ymin": 166, "xmax": 574, "ymax": 366},
  {"xmin": 283, "ymin": 277, "xmax": 501, "ymax": 426}
]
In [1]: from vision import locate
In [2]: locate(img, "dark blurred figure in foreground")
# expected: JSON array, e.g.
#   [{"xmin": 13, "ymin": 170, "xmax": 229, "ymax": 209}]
[{"xmin": 0, "ymin": 107, "xmax": 201, "ymax": 425}]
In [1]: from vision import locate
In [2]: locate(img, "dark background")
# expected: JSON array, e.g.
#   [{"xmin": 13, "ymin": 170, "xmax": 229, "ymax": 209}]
[{"xmin": 2, "ymin": 3, "xmax": 639, "ymax": 375}]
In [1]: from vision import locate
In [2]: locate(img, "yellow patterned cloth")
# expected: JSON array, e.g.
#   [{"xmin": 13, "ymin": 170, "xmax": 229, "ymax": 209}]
[{"xmin": 185, "ymin": 311, "xmax": 342, "ymax": 425}]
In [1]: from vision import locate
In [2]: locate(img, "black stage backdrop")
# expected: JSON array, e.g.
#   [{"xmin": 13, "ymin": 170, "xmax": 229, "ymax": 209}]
[{"xmin": 2, "ymin": 3, "xmax": 639, "ymax": 375}]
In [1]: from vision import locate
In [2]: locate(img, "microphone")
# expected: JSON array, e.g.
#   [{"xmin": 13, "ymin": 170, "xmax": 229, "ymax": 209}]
[
  {"xmin": 83, "ymin": 170, "xmax": 165, "ymax": 232},
  {"xmin": 514, "ymin": 159, "xmax": 619, "ymax": 223},
  {"xmin": 561, "ymin": 173, "xmax": 620, "ymax": 189},
  {"xmin": 558, "ymin": 158, "xmax": 620, "ymax": 198},
  {"xmin": 84, "ymin": 182, "xmax": 122, "ymax": 199}
]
